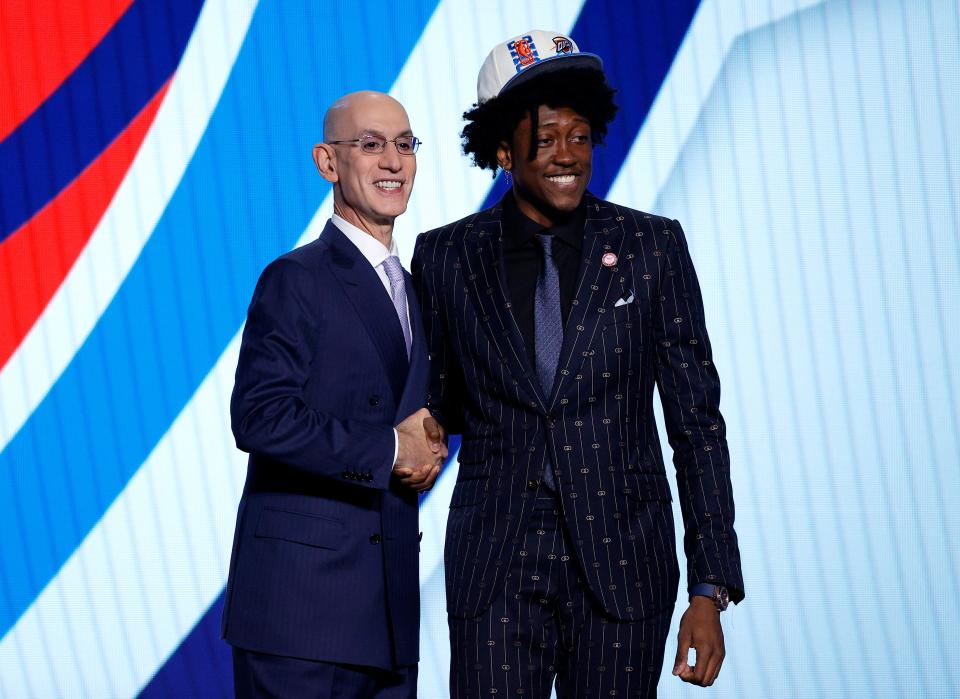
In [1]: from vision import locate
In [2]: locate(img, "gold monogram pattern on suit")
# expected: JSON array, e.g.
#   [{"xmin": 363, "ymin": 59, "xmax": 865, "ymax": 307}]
[{"xmin": 412, "ymin": 195, "xmax": 742, "ymax": 628}]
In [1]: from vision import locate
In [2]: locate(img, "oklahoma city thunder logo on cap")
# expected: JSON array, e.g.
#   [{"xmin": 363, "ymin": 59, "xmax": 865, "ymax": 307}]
[{"xmin": 553, "ymin": 36, "xmax": 573, "ymax": 54}]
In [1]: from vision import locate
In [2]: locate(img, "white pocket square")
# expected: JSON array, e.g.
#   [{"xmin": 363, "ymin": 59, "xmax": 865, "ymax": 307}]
[{"xmin": 614, "ymin": 293, "xmax": 635, "ymax": 308}]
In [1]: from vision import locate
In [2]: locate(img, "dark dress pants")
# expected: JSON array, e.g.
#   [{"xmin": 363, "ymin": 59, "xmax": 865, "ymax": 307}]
[
  {"xmin": 232, "ymin": 647, "xmax": 417, "ymax": 699},
  {"xmin": 449, "ymin": 494, "xmax": 673, "ymax": 699}
]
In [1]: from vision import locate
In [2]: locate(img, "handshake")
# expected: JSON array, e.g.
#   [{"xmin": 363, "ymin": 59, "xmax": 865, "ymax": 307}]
[{"xmin": 393, "ymin": 408, "xmax": 447, "ymax": 492}]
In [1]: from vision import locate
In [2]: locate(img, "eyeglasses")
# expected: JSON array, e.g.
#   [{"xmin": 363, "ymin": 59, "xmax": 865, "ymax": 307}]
[{"xmin": 326, "ymin": 134, "xmax": 422, "ymax": 155}]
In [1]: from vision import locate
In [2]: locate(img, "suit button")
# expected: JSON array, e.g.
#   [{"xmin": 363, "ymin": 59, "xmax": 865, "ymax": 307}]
[
  {"xmin": 370, "ymin": 534, "xmax": 382, "ymax": 544},
  {"xmin": 368, "ymin": 395, "xmax": 382, "ymax": 407},
  {"xmin": 547, "ymin": 415, "xmax": 557, "ymax": 428},
  {"xmin": 527, "ymin": 479, "xmax": 540, "ymax": 491}
]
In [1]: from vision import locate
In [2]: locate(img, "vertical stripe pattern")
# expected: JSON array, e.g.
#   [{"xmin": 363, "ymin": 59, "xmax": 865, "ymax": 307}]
[{"xmin": 449, "ymin": 495, "xmax": 672, "ymax": 698}]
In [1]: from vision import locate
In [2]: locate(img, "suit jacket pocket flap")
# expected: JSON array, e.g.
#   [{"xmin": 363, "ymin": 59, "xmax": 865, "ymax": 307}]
[
  {"xmin": 450, "ymin": 478, "xmax": 488, "ymax": 508},
  {"xmin": 457, "ymin": 440, "xmax": 486, "ymax": 465},
  {"xmin": 623, "ymin": 472, "xmax": 673, "ymax": 502},
  {"xmin": 603, "ymin": 303, "xmax": 646, "ymax": 328},
  {"xmin": 255, "ymin": 507, "xmax": 343, "ymax": 549}
]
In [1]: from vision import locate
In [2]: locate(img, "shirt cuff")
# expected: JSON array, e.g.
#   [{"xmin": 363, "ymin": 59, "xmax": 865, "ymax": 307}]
[{"xmin": 392, "ymin": 428, "xmax": 399, "ymax": 470}]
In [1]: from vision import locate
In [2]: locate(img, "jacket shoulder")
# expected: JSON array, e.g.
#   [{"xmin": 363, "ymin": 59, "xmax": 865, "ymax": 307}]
[
  {"xmin": 251, "ymin": 237, "xmax": 333, "ymax": 299},
  {"xmin": 586, "ymin": 194, "xmax": 674, "ymax": 231},
  {"xmin": 417, "ymin": 202, "xmax": 501, "ymax": 248},
  {"xmin": 275, "ymin": 234, "xmax": 332, "ymax": 268},
  {"xmin": 266, "ymin": 231, "xmax": 335, "ymax": 271}
]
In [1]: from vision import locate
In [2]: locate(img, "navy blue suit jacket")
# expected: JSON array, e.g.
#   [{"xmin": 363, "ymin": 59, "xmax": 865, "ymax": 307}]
[
  {"xmin": 412, "ymin": 193, "xmax": 744, "ymax": 622},
  {"xmin": 222, "ymin": 221, "xmax": 428, "ymax": 670}
]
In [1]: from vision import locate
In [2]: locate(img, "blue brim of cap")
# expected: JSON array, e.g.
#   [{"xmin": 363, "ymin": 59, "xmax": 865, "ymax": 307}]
[{"xmin": 498, "ymin": 52, "xmax": 604, "ymax": 97}]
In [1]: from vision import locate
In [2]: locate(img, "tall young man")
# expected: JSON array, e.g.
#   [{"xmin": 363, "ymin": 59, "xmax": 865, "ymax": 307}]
[{"xmin": 413, "ymin": 33, "xmax": 744, "ymax": 698}]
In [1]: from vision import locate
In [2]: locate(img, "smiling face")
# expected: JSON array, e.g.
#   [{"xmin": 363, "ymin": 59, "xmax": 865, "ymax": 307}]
[
  {"xmin": 313, "ymin": 92, "xmax": 416, "ymax": 237},
  {"xmin": 497, "ymin": 105, "xmax": 592, "ymax": 227}
]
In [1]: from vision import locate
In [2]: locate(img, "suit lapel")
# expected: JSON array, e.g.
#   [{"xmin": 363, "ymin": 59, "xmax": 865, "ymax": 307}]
[
  {"xmin": 459, "ymin": 207, "xmax": 547, "ymax": 413},
  {"xmin": 323, "ymin": 222, "xmax": 408, "ymax": 402},
  {"xmin": 547, "ymin": 194, "xmax": 628, "ymax": 411},
  {"xmin": 394, "ymin": 272, "xmax": 430, "ymax": 422}
]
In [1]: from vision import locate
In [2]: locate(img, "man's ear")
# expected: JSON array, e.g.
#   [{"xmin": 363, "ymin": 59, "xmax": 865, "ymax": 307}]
[
  {"xmin": 496, "ymin": 140, "xmax": 513, "ymax": 173},
  {"xmin": 313, "ymin": 143, "xmax": 338, "ymax": 184}
]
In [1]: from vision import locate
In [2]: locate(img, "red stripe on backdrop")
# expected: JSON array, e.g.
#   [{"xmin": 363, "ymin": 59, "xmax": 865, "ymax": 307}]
[
  {"xmin": 0, "ymin": 0, "xmax": 135, "ymax": 141},
  {"xmin": 0, "ymin": 80, "xmax": 168, "ymax": 371}
]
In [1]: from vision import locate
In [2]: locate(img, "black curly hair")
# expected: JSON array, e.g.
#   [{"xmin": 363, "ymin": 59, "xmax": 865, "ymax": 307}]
[{"xmin": 461, "ymin": 67, "xmax": 618, "ymax": 175}]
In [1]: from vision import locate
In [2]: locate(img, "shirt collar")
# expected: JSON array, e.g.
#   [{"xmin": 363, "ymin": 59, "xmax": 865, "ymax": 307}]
[
  {"xmin": 501, "ymin": 190, "xmax": 585, "ymax": 251},
  {"xmin": 331, "ymin": 213, "xmax": 398, "ymax": 268}
]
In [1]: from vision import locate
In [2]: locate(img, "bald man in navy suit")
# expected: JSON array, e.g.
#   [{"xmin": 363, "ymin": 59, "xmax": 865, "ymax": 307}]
[
  {"xmin": 223, "ymin": 91, "xmax": 445, "ymax": 698},
  {"xmin": 413, "ymin": 32, "xmax": 744, "ymax": 698}
]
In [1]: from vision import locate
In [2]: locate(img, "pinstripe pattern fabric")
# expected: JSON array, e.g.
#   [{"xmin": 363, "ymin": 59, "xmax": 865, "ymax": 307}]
[
  {"xmin": 449, "ymin": 495, "xmax": 672, "ymax": 698},
  {"xmin": 411, "ymin": 193, "xmax": 744, "ymax": 629},
  {"xmin": 223, "ymin": 223, "xmax": 426, "ymax": 671}
]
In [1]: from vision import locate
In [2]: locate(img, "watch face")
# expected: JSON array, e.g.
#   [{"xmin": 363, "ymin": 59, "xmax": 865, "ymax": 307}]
[{"xmin": 715, "ymin": 586, "xmax": 730, "ymax": 610}]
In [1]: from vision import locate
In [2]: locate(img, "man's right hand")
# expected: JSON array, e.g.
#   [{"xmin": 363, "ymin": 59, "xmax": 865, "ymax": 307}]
[{"xmin": 394, "ymin": 408, "xmax": 447, "ymax": 492}]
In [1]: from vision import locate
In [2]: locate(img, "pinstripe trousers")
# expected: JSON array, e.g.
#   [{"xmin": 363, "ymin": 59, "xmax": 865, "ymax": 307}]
[{"xmin": 449, "ymin": 494, "xmax": 673, "ymax": 699}]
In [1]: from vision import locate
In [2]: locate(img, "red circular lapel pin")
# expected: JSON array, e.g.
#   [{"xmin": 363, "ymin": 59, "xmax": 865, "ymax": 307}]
[{"xmin": 601, "ymin": 252, "xmax": 618, "ymax": 267}]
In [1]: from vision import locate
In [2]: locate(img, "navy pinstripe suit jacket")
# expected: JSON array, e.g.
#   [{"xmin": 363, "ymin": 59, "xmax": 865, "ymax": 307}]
[
  {"xmin": 412, "ymin": 193, "xmax": 744, "ymax": 622},
  {"xmin": 222, "ymin": 222, "xmax": 427, "ymax": 669}
]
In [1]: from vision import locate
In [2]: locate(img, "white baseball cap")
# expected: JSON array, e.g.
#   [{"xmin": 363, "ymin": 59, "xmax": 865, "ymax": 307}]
[{"xmin": 476, "ymin": 30, "xmax": 603, "ymax": 103}]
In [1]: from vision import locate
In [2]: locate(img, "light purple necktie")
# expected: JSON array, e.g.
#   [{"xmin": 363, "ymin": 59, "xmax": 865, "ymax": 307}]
[{"xmin": 382, "ymin": 255, "xmax": 412, "ymax": 357}]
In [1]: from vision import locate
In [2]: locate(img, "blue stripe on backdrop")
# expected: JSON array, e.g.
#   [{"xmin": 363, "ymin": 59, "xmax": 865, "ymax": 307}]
[
  {"xmin": 0, "ymin": 0, "xmax": 205, "ymax": 241},
  {"xmin": 139, "ymin": 3, "xmax": 702, "ymax": 692},
  {"xmin": 0, "ymin": 0, "xmax": 439, "ymax": 639},
  {"xmin": 137, "ymin": 593, "xmax": 232, "ymax": 699},
  {"xmin": 480, "ymin": 0, "xmax": 701, "ymax": 210}
]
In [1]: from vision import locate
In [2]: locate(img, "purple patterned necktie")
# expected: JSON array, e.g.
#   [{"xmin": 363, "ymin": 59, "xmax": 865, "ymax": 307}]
[
  {"xmin": 534, "ymin": 234, "xmax": 562, "ymax": 398},
  {"xmin": 534, "ymin": 233, "xmax": 561, "ymax": 490},
  {"xmin": 382, "ymin": 255, "xmax": 412, "ymax": 357}
]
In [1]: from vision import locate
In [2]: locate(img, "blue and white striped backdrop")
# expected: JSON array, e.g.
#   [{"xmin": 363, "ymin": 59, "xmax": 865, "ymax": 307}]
[{"xmin": 1, "ymin": 1, "xmax": 958, "ymax": 697}]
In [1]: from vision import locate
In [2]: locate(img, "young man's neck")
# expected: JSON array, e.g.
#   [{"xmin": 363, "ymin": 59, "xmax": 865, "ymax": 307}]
[{"xmin": 512, "ymin": 190, "xmax": 581, "ymax": 229}]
